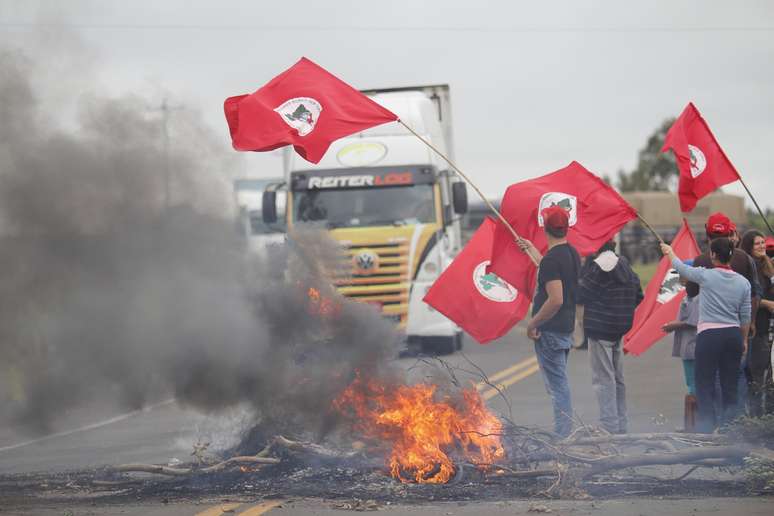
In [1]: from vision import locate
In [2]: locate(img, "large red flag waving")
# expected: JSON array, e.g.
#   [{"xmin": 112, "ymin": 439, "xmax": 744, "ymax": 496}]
[
  {"xmin": 662, "ymin": 102, "xmax": 740, "ymax": 213},
  {"xmin": 224, "ymin": 57, "xmax": 398, "ymax": 164},
  {"xmin": 489, "ymin": 161, "xmax": 637, "ymax": 293},
  {"xmin": 623, "ymin": 219, "xmax": 701, "ymax": 356},
  {"xmin": 423, "ymin": 218, "xmax": 531, "ymax": 344}
]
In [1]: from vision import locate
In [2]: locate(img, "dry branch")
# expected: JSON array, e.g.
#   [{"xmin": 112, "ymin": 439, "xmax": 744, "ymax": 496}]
[
  {"xmin": 270, "ymin": 435, "xmax": 360, "ymax": 460},
  {"xmin": 112, "ymin": 464, "xmax": 193, "ymax": 476},
  {"xmin": 111, "ymin": 455, "xmax": 280, "ymax": 477},
  {"xmin": 581, "ymin": 445, "xmax": 751, "ymax": 479},
  {"xmin": 569, "ymin": 432, "xmax": 727, "ymax": 446}
]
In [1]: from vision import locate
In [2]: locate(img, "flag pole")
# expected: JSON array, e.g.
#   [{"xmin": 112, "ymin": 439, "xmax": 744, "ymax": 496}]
[
  {"xmin": 397, "ymin": 119, "xmax": 539, "ymax": 266},
  {"xmin": 636, "ymin": 212, "xmax": 664, "ymax": 245},
  {"xmin": 735, "ymin": 174, "xmax": 774, "ymax": 236}
]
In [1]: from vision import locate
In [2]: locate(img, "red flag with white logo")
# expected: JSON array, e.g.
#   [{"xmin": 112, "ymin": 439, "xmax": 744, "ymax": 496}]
[
  {"xmin": 224, "ymin": 57, "xmax": 398, "ymax": 164},
  {"xmin": 662, "ymin": 102, "xmax": 740, "ymax": 213},
  {"xmin": 423, "ymin": 218, "xmax": 531, "ymax": 344},
  {"xmin": 623, "ymin": 219, "xmax": 701, "ymax": 356},
  {"xmin": 489, "ymin": 161, "xmax": 637, "ymax": 293}
]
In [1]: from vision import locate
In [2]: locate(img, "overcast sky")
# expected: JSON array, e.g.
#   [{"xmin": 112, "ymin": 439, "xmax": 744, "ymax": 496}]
[{"xmin": 2, "ymin": 0, "xmax": 773, "ymax": 211}]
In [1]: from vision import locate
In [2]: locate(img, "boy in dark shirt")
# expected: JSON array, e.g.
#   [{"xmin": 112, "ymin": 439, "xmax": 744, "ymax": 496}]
[{"xmin": 519, "ymin": 205, "xmax": 581, "ymax": 437}]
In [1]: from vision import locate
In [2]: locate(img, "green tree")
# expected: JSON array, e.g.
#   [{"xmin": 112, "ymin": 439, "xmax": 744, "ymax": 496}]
[
  {"xmin": 617, "ymin": 118, "xmax": 677, "ymax": 192},
  {"xmin": 746, "ymin": 207, "xmax": 774, "ymax": 234}
]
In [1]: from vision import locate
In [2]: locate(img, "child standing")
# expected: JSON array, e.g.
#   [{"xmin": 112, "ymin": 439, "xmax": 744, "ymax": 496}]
[{"xmin": 663, "ymin": 275, "xmax": 699, "ymax": 430}]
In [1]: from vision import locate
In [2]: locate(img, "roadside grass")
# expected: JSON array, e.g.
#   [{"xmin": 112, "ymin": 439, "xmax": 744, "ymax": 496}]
[{"xmin": 632, "ymin": 261, "xmax": 659, "ymax": 289}]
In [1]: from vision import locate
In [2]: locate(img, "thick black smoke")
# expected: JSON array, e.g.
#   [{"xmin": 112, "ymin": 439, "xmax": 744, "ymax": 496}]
[{"xmin": 0, "ymin": 46, "xmax": 398, "ymax": 436}]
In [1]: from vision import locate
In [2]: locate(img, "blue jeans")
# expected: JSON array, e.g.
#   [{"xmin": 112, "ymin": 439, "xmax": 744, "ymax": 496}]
[
  {"xmin": 535, "ymin": 330, "xmax": 574, "ymax": 437},
  {"xmin": 682, "ymin": 359, "xmax": 696, "ymax": 396}
]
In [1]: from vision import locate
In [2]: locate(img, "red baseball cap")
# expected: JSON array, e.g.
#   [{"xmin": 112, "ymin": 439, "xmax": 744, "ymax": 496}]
[
  {"xmin": 705, "ymin": 212, "xmax": 732, "ymax": 237},
  {"xmin": 766, "ymin": 236, "xmax": 774, "ymax": 251},
  {"xmin": 541, "ymin": 205, "xmax": 569, "ymax": 231}
]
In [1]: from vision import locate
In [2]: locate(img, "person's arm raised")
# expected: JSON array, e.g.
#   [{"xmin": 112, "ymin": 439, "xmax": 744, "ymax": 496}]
[{"xmin": 660, "ymin": 243, "xmax": 705, "ymax": 284}]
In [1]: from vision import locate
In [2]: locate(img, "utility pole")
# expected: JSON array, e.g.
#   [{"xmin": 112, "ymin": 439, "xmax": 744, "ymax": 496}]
[
  {"xmin": 151, "ymin": 97, "xmax": 183, "ymax": 213},
  {"xmin": 161, "ymin": 98, "xmax": 171, "ymax": 211}
]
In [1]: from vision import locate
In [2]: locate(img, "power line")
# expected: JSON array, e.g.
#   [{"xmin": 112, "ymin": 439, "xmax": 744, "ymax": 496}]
[{"xmin": 0, "ymin": 22, "xmax": 773, "ymax": 33}]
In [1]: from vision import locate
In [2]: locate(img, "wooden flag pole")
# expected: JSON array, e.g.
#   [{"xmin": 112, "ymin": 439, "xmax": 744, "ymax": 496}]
[
  {"xmin": 636, "ymin": 212, "xmax": 664, "ymax": 245},
  {"xmin": 736, "ymin": 174, "xmax": 774, "ymax": 236},
  {"xmin": 397, "ymin": 119, "xmax": 539, "ymax": 266}
]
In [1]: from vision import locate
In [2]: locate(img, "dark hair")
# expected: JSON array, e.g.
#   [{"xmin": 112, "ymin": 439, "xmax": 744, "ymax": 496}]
[
  {"xmin": 741, "ymin": 229, "xmax": 762, "ymax": 255},
  {"xmin": 597, "ymin": 239, "xmax": 616, "ymax": 254},
  {"xmin": 710, "ymin": 237, "xmax": 734, "ymax": 264},
  {"xmin": 741, "ymin": 228, "xmax": 774, "ymax": 278},
  {"xmin": 545, "ymin": 225, "xmax": 567, "ymax": 238}
]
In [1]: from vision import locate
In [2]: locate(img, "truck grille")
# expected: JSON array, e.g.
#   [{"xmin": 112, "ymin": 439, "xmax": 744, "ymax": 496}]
[{"xmin": 334, "ymin": 241, "xmax": 410, "ymax": 327}]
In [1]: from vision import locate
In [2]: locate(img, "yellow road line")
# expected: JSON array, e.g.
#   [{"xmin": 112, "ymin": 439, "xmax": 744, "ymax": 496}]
[
  {"xmin": 481, "ymin": 363, "xmax": 541, "ymax": 401},
  {"xmin": 475, "ymin": 356, "xmax": 538, "ymax": 391},
  {"xmin": 238, "ymin": 500, "xmax": 285, "ymax": 515},
  {"xmin": 195, "ymin": 502, "xmax": 243, "ymax": 516}
]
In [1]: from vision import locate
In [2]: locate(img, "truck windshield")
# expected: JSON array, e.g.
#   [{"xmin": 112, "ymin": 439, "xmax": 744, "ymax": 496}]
[{"xmin": 293, "ymin": 185, "xmax": 436, "ymax": 229}]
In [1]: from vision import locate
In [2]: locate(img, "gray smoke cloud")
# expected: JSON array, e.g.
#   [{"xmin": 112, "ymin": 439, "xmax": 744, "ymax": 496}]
[{"xmin": 0, "ymin": 41, "xmax": 398, "ymax": 437}]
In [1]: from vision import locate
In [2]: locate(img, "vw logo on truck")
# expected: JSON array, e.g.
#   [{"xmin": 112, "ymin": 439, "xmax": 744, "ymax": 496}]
[{"xmin": 353, "ymin": 250, "xmax": 379, "ymax": 274}]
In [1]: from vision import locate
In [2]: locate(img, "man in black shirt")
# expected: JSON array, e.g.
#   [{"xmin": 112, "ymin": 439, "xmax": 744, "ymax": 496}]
[{"xmin": 519, "ymin": 205, "xmax": 581, "ymax": 437}]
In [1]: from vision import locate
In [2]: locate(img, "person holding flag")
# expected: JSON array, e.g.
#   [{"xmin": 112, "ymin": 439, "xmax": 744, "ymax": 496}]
[
  {"xmin": 518, "ymin": 206, "xmax": 581, "ymax": 438},
  {"xmin": 687, "ymin": 213, "xmax": 760, "ymax": 414},
  {"xmin": 660, "ymin": 238, "xmax": 751, "ymax": 433}
]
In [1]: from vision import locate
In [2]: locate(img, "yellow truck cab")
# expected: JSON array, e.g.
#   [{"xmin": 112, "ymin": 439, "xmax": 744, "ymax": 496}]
[{"xmin": 263, "ymin": 85, "xmax": 468, "ymax": 354}]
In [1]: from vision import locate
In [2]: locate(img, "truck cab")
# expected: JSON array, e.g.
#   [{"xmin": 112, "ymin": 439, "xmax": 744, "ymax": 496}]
[
  {"xmin": 264, "ymin": 85, "xmax": 467, "ymax": 354},
  {"xmin": 234, "ymin": 178, "xmax": 287, "ymax": 255}
]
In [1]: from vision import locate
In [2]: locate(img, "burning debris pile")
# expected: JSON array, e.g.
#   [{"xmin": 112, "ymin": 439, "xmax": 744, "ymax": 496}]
[
  {"xmin": 333, "ymin": 373, "xmax": 505, "ymax": 484},
  {"xmin": 95, "ymin": 372, "xmax": 774, "ymax": 500}
]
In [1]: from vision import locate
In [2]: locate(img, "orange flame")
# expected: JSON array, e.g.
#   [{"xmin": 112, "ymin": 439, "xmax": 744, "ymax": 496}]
[
  {"xmin": 334, "ymin": 373, "xmax": 504, "ymax": 484},
  {"xmin": 307, "ymin": 287, "xmax": 340, "ymax": 317}
]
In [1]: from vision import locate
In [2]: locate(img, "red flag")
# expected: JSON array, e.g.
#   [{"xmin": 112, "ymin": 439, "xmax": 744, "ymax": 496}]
[
  {"xmin": 489, "ymin": 161, "xmax": 637, "ymax": 293},
  {"xmin": 662, "ymin": 102, "xmax": 740, "ymax": 213},
  {"xmin": 623, "ymin": 219, "xmax": 701, "ymax": 356},
  {"xmin": 423, "ymin": 218, "xmax": 531, "ymax": 344},
  {"xmin": 224, "ymin": 57, "xmax": 398, "ymax": 164}
]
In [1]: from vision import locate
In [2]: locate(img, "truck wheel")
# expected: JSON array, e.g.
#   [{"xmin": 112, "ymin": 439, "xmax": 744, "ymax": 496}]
[{"xmin": 455, "ymin": 333, "xmax": 463, "ymax": 351}]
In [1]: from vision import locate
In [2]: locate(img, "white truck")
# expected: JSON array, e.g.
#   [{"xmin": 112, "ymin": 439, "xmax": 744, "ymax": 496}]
[
  {"xmin": 262, "ymin": 85, "xmax": 468, "ymax": 354},
  {"xmin": 234, "ymin": 178, "xmax": 287, "ymax": 254}
]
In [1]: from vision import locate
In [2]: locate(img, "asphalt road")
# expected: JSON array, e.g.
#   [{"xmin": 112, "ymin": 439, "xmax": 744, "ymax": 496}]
[{"xmin": 0, "ymin": 326, "xmax": 731, "ymax": 515}]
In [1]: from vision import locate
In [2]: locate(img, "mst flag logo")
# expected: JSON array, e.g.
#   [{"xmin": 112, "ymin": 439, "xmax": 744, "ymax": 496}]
[
  {"xmin": 688, "ymin": 145, "xmax": 707, "ymax": 178},
  {"xmin": 656, "ymin": 268, "xmax": 683, "ymax": 304},
  {"xmin": 473, "ymin": 261, "xmax": 518, "ymax": 303},
  {"xmin": 537, "ymin": 192, "xmax": 577, "ymax": 227},
  {"xmin": 274, "ymin": 97, "xmax": 322, "ymax": 136}
]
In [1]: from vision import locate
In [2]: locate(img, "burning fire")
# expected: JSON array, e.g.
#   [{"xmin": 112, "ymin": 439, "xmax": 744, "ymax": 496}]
[
  {"xmin": 334, "ymin": 373, "xmax": 505, "ymax": 484},
  {"xmin": 306, "ymin": 286, "xmax": 340, "ymax": 317}
]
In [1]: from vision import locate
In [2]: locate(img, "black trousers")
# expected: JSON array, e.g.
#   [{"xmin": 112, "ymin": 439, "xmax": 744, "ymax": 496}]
[
  {"xmin": 747, "ymin": 334, "xmax": 774, "ymax": 416},
  {"xmin": 695, "ymin": 327, "xmax": 744, "ymax": 433}
]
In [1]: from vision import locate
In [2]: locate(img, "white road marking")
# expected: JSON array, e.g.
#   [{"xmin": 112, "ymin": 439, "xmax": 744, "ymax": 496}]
[{"xmin": 0, "ymin": 398, "xmax": 176, "ymax": 453}]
